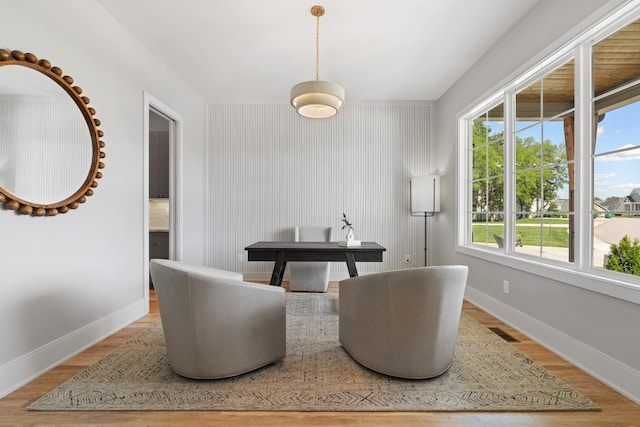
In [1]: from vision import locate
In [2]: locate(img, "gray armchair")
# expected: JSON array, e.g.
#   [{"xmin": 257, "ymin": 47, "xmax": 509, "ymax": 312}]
[
  {"xmin": 288, "ymin": 226, "xmax": 332, "ymax": 292},
  {"xmin": 339, "ymin": 265, "xmax": 468, "ymax": 379},
  {"xmin": 149, "ymin": 259, "xmax": 286, "ymax": 379}
]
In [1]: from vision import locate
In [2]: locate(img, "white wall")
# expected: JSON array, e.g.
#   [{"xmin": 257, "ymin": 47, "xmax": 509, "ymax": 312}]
[
  {"xmin": 0, "ymin": 0, "xmax": 204, "ymax": 397},
  {"xmin": 434, "ymin": 0, "xmax": 640, "ymax": 402},
  {"xmin": 205, "ymin": 104, "xmax": 434, "ymax": 279}
]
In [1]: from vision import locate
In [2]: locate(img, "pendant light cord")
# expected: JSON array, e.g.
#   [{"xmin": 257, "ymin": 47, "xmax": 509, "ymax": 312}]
[{"xmin": 315, "ymin": 13, "xmax": 321, "ymax": 81}]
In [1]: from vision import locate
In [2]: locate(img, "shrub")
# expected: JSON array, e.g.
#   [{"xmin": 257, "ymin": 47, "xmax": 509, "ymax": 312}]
[{"xmin": 605, "ymin": 235, "xmax": 640, "ymax": 276}]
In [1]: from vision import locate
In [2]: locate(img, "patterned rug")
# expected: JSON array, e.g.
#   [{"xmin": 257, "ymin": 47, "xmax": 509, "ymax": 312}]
[{"xmin": 29, "ymin": 293, "xmax": 599, "ymax": 412}]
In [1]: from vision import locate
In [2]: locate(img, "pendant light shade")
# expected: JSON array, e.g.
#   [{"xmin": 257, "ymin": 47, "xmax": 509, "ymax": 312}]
[
  {"xmin": 291, "ymin": 80, "xmax": 345, "ymax": 119},
  {"xmin": 291, "ymin": 5, "xmax": 344, "ymax": 119}
]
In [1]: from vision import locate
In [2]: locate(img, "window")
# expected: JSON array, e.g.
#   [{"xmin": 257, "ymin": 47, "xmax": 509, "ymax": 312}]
[
  {"xmin": 470, "ymin": 104, "xmax": 505, "ymax": 248},
  {"xmin": 513, "ymin": 60, "xmax": 574, "ymax": 262},
  {"xmin": 459, "ymin": 8, "xmax": 640, "ymax": 298},
  {"xmin": 592, "ymin": 19, "xmax": 640, "ymax": 275}
]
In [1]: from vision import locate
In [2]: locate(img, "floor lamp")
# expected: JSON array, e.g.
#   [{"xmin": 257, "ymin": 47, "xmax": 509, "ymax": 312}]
[{"xmin": 410, "ymin": 175, "xmax": 440, "ymax": 266}]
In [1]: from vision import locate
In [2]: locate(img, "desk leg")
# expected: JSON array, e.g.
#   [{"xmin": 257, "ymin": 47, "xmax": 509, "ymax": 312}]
[
  {"xmin": 345, "ymin": 252, "xmax": 358, "ymax": 277},
  {"xmin": 269, "ymin": 252, "xmax": 287, "ymax": 286}
]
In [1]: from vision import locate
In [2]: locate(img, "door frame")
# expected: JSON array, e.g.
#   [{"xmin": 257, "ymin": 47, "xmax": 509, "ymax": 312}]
[{"xmin": 143, "ymin": 92, "xmax": 183, "ymax": 306}]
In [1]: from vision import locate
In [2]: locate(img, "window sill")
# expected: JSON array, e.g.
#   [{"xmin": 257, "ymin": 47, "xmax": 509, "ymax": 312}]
[{"xmin": 456, "ymin": 244, "xmax": 640, "ymax": 305}]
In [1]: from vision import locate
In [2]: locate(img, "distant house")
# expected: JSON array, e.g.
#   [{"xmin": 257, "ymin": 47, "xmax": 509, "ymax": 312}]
[
  {"xmin": 601, "ymin": 196, "xmax": 625, "ymax": 212},
  {"xmin": 622, "ymin": 188, "xmax": 640, "ymax": 212},
  {"xmin": 599, "ymin": 188, "xmax": 640, "ymax": 214},
  {"xmin": 548, "ymin": 198, "xmax": 611, "ymax": 216},
  {"xmin": 553, "ymin": 199, "xmax": 570, "ymax": 212},
  {"xmin": 594, "ymin": 201, "xmax": 607, "ymax": 213}
]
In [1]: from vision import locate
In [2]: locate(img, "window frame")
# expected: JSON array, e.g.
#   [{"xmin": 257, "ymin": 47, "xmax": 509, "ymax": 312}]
[
  {"xmin": 469, "ymin": 99, "xmax": 507, "ymax": 249},
  {"xmin": 456, "ymin": 3, "xmax": 640, "ymax": 305}
]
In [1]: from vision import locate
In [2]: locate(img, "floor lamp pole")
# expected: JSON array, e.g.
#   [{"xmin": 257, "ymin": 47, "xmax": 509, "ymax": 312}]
[
  {"xmin": 424, "ymin": 212, "xmax": 428, "ymax": 267},
  {"xmin": 422, "ymin": 211, "xmax": 436, "ymax": 267}
]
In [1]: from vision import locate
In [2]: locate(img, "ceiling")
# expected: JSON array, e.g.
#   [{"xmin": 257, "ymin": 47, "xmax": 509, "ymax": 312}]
[{"xmin": 97, "ymin": 0, "xmax": 538, "ymax": 104}]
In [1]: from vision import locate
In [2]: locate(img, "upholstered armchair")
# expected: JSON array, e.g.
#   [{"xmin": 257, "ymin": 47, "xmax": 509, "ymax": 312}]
[
  {"xmin": 339, "ymin": 265, "xmax": 468, "ymax": 379},
  {"xmin": 149, "ymin": 259, "xmax": 286, "ymax": 379},
  {"xmin": 288, "ymin": 226, "xmax": 332, "ymax": 292}
]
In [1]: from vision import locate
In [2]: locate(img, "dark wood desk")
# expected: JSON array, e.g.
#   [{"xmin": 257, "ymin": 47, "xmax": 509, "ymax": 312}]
[{"xmin": 245, "ymin": 241, "xmax": 386, "ymax": 286}]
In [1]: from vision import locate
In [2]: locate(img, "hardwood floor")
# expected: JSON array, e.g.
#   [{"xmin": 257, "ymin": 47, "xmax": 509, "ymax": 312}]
[{"xmin": 1, "ymin": 283, "xmax": 639, "ymax": 426}]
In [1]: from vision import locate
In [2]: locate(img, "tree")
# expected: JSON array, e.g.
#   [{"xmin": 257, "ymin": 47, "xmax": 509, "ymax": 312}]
[
  {"xmin": 472, "ymin": 120, "xmax": 504, "ymax": 219},
  {"xmin": 514, "ymin": 136, "xmax": 568, "ymax": 214},
  {"xmin": 605, "ymin": 235, "xmax": 640, "ymax": 276},
  {"xmin": 472, "ymin": 120, "xmax": 568, "ymax": 220}
]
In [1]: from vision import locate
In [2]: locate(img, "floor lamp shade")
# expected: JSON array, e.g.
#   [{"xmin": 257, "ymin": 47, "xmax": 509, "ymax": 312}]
[{"xmin": 411, "ymin": 175, "xmax": 440, "ymax": 214}]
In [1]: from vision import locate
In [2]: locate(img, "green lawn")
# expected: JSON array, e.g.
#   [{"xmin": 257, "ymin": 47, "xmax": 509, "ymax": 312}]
[
  {"xmin": 473, "ymin": 220, "xmax": 569, "ymax": 247},
  {"xmin": 514, "ymin": 218, "xmax": 569, "ymax": 225}
]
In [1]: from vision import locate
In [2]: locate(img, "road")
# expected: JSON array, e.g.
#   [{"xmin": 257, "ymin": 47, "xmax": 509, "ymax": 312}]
[{"xmin": 593, "ymin": 217, "xmax": 640, "ymax": 244}]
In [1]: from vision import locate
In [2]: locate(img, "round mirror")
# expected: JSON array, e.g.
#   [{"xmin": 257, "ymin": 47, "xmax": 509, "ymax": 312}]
[{"xmin": 0, "ymin": 49, "xmax": 105, "ymax": 216}]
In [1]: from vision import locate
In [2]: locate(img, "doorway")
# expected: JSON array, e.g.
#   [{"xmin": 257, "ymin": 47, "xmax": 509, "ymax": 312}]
[
  {"xmin": 148, "ymin": 110, "xmax": 171, "ymax": 270},
  {"xmin": 143, "ymin": 92, "xmax": 182, "ymax": 304}
]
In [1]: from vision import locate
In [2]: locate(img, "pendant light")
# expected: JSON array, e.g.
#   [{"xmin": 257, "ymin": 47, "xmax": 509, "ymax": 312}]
[{"xmin": 290, "ymin": 5, "xmax": 345, "ymax": 119}]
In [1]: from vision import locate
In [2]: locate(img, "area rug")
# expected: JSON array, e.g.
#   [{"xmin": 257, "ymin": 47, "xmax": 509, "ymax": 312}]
[{"xmin": 29, "ymin": 293, "xmax": 599, "ymax": 412}]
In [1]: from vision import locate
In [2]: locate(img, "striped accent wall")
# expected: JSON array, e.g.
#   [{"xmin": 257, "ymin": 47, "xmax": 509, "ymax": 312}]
[
  {"xmin": 205, "ymin": 103, "xmax": 434, "ymax": 280},
  {"xmin": 0, "ymin": 97, "xmax": 91, "ymax": 204}
]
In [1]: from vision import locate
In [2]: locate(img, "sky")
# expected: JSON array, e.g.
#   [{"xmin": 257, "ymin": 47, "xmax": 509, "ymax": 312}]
[{"xmin": 593, "ymin": 100, "xmax": 640, "ymax": 200}]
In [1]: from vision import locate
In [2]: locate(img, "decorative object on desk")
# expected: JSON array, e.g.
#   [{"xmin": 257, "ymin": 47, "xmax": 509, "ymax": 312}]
[
  {"xmin": 410, "ymin": 175, "xmax": 440, "ymax": 266},
  {"xmin": 341, "ymin": 212, "xmax": 353, "ymax": 235},
  {"xmin": 346, "ymin": 228, "xmax": 355, "ymax": 241},
  {"xmin": 339, "ymin": 212, "xmax": 361, "ymax": 246}
]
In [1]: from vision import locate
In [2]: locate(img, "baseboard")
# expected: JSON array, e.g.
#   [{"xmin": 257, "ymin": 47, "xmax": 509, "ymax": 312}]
[
  {"xmin": 465, "ymin": 286, "xmax": 640, "ymax": 404},
  {"xmin": 0, "ymin": 298, "xmax": 147, "ymax": 399}
]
